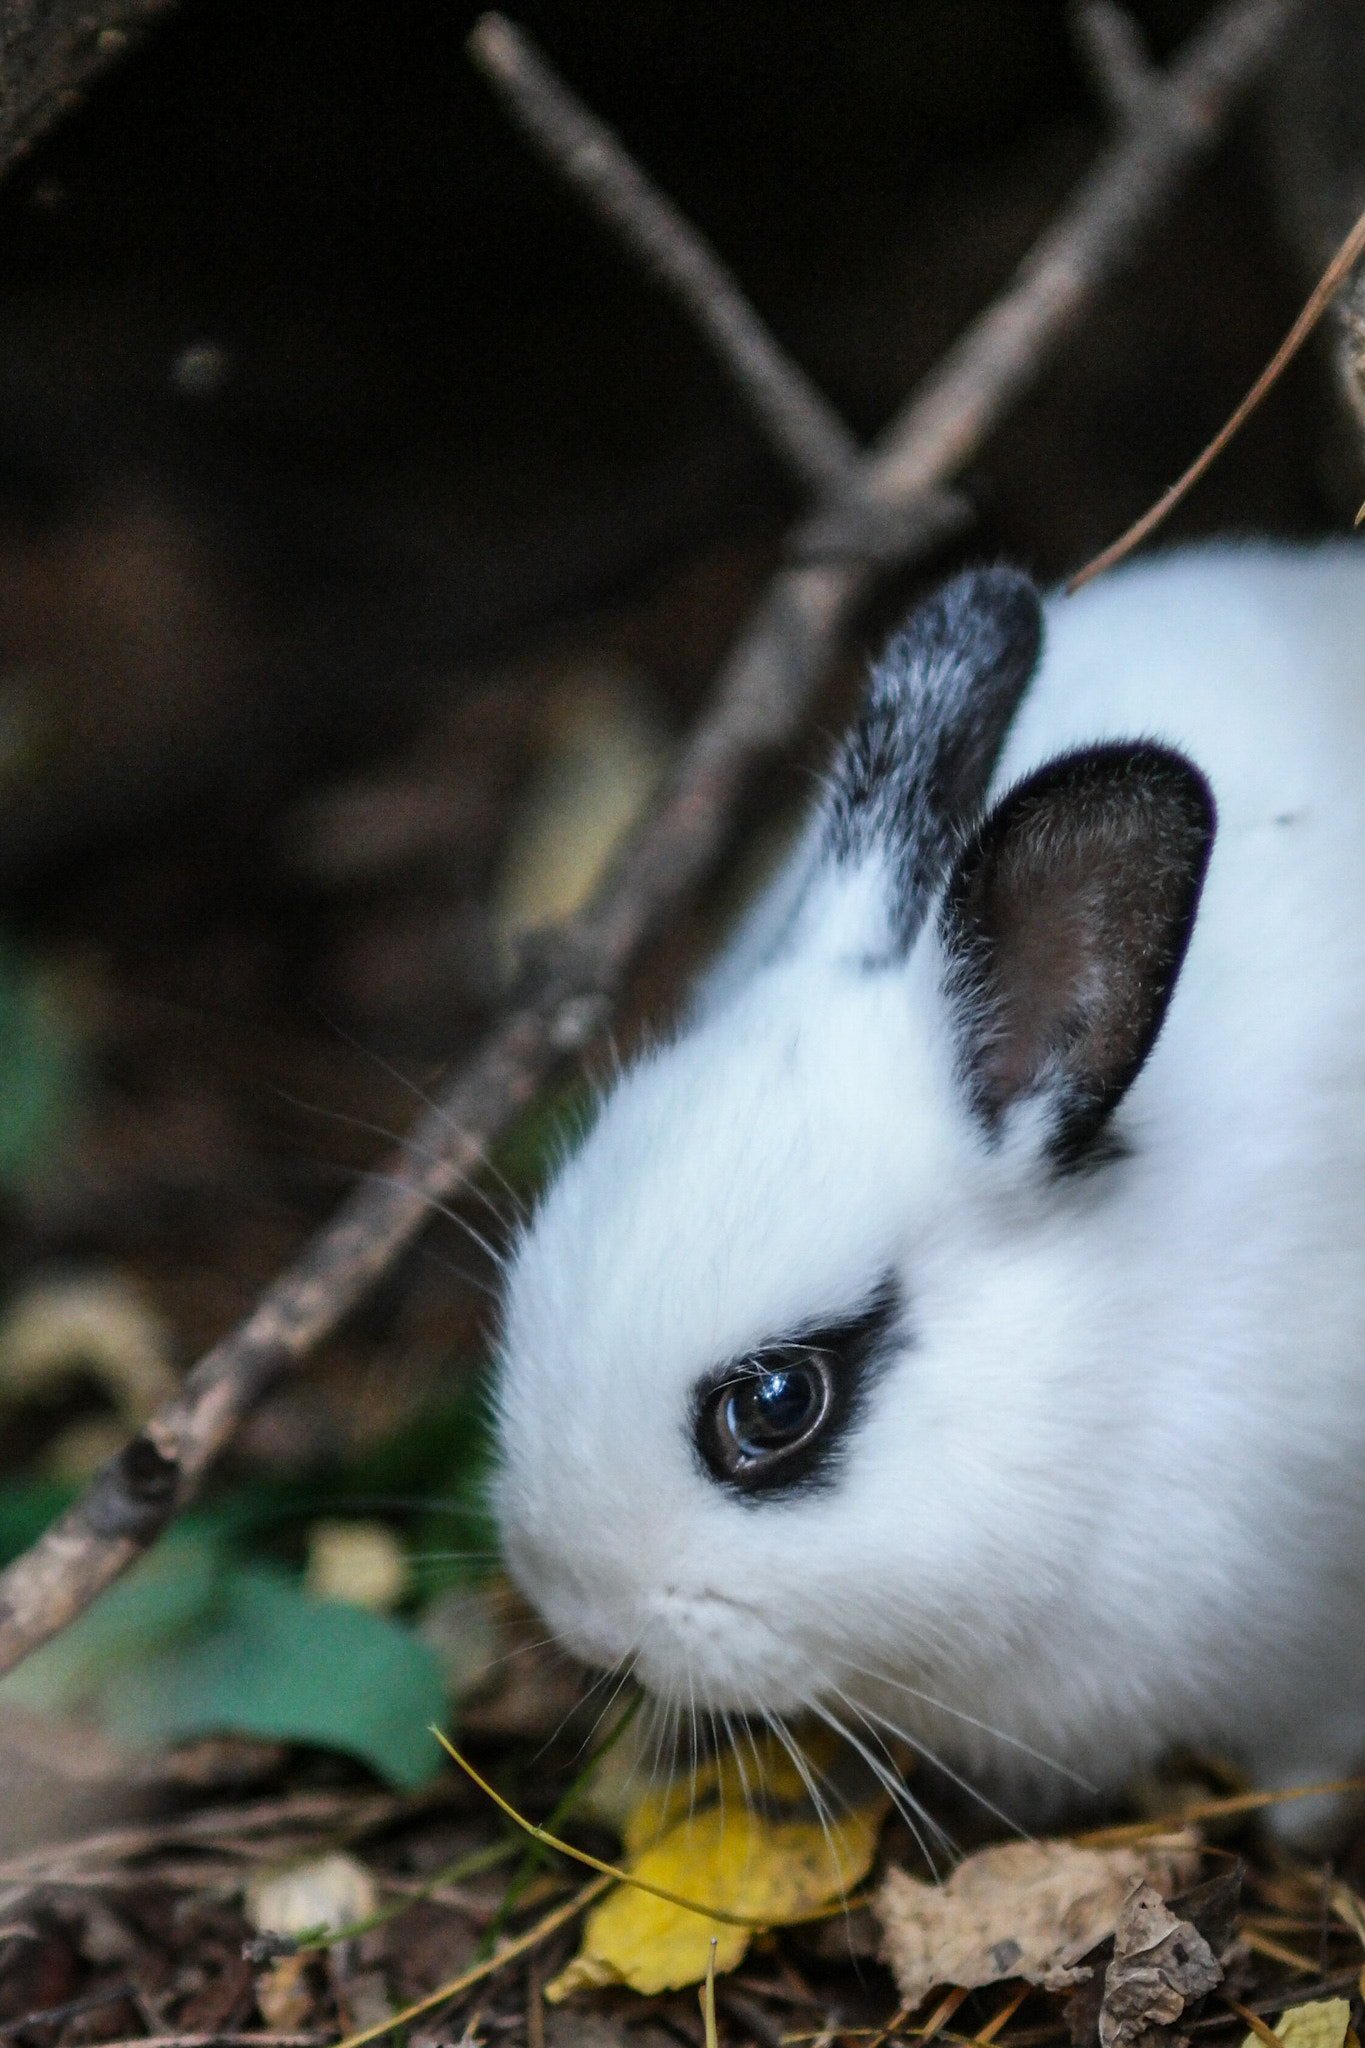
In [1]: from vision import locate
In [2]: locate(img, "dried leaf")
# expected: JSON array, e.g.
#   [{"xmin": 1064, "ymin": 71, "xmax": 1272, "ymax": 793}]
[
  {"xmin": 1099, "ymin": 1884, "xmax": 1222, "ymax": 2048},
  {"xmin": 877, "ymin": 1836, "xmax": 1200, "ymax": 2013},
  {"xmin": 1241, "ymin": 2004, "xmax": 1353, "ymax": 2048},
  {"xmin": 256, "ymin": 1954, "xmax": 316, "ymax": 2030}
]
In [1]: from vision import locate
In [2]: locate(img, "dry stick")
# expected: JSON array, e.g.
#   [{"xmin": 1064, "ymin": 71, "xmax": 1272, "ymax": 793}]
[
  {"xmin": 467, "ymin": 12, "xmax": 967, "ymax": 560},
  {"xmin": 1068, "ymin": 190, "xmax": 1365, "ymax": 592},
  {"xmin": 85, "ymin": 2038, "xmax": 327, "ymax": 2048},
  {"xmin": 857, "ymin": 0, "xmax": 1303, "ymax": 513},
  {"xmin": 468, "ymin": 11, "xmax": 857, "ymax": 497},
  {"xmin": 1071, "ymin": 1, "xmax": 1159, "ymax": 125},
  {"xmin": 0, "ymin": 0, "xmax": 1302, "ymax": 1682}
]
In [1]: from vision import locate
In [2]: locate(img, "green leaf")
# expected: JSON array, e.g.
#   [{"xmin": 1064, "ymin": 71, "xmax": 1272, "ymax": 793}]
[{"xmin": 102, "ymin": 1567, "xmax": 448, "ymax": 1789}]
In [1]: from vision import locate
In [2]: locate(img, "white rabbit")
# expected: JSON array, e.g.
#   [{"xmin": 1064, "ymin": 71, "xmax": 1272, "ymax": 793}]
[{"xmin": 494, "ymin": 540, "xmax": 1365, "ymax": 1844}]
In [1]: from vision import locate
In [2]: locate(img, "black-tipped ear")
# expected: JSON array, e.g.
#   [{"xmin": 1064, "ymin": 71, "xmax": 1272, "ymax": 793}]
[
  {"xmin": 825, "ymin": 566, "xmax": 1043, "ymax": 950},
  {"xmin": 940, "ymin": 744, "xmax": 1215, "ymax": 1169}
]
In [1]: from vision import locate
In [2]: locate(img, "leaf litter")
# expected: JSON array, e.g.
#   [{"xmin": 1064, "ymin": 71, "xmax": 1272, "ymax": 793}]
[{"xmin": 876, "ymin": 1837, "xmax": 1201, "ymax": 2013}]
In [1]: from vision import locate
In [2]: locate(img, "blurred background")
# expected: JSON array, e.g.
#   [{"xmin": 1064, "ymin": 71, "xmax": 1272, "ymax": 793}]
[{"xmin": 0, "ymin": 0, "xmax": 1345, "ymax": 1727}]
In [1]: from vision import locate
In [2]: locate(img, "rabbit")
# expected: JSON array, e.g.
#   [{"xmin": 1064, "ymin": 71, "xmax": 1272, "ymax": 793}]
[{"xmin": 494, "ymin": 540, "xmax": 1365, "ymax": 1847}]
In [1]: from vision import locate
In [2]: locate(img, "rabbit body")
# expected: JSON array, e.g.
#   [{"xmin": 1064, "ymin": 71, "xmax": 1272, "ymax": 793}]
[{"xmin": 495, "ymin": 541, "xmax": 1365, "ymax": 1832}]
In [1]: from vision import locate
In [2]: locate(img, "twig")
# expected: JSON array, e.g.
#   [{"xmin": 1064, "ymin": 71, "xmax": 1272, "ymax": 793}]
[
  {"xmin": 468, "ymin": 12, "xmax": 970, "ymax": 561},
  {"xmin": 1069, "ymin": 189, "xmax": 1365, "ymax": 591},
  {"xmin": 1072, "ymin": 1774, "xmax": 1365, "ymax": 1847},
  {"xmin": 0, "ymin": 1982, "xmax": 133, "ymax": 2038},
  {"xmin": 1072, "ymin": 3, "xmax": 1158, "ymax": 125},
  {"xmin": 467, "ymin": 12, "xmax": 860, "ymax": 498},
  {"xmin": 0, "ymin": 1788, "xmax": 424, "ymax": 1886},
  {"xmin": 85, "ymin": 2038, "xmax": 326, "ymax": 2048},
  {"xmin": 0, "ymin": 0, "xmax": 1303, "ymax": 1681},
  {"xmin": 856, "ymin": 0, "xmax": 1304, "ymax": 512}
]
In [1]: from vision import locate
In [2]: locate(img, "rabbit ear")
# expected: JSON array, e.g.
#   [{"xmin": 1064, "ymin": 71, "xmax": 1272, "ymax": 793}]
[
  {"xmin": 940, "ymin": 743, "xmax": 1215, "ymax": 1169},
  {"xmin": 823, "ymin": 567, "xmax": 1043, "ymax": 952}
]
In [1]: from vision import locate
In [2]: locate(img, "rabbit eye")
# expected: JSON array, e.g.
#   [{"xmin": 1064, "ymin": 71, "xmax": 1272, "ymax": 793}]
[
  {"xmin": 693, "ymin": 1281, "xmax": 902, "ymax": 1497},
  {"xmin": 703, "ymin": 1354, "xmax": 834, "ymax": 1482}
]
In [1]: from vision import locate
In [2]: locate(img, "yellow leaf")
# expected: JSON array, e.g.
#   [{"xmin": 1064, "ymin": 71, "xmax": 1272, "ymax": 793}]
[
  {"xmin": 1242, "ymin": 2004, "xmax": 1353, "ymax": 2048},
  {"xmin": 547, "ymin": 1774, "xmax": 883, "ymax": 1999}
]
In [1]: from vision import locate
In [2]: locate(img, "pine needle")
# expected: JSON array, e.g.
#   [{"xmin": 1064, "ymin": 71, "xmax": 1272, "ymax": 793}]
[{"xmin": 1067, "ymin": 197, "xmax": 1365, "ymax": 592}]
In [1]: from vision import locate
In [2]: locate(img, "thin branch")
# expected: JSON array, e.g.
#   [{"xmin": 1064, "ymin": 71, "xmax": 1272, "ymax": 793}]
[
  {"xmin": 0, "ymin": 1983, "xmax": 135, "ymax": 2040},
  {"xmin": 467, "ymin": 11, "xmax": 860, "ymax": 500},
  {"xmin": 0, "ymin": 0, "xmax": 1303, "ymax": 1681},
  {"xmin": 1068, "ymin": 186, "xmax": 1365, "ymax": 592},
  {"xmin": 1071, "ymin": 2, "xmax": 1158, "ymax": 125},
  {"xmin": 466, "ymin": 13, "xmax": 968, "ymax": 552},
  {"xmin": 852, "ymin": 0, "xmax": 1305, "ymax": 512},
  {"xmin": 82, "ymin": 2037, "xmax": 326, "ymax": 2048}
]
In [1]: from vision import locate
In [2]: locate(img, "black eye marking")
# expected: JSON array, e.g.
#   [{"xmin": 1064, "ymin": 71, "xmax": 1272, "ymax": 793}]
[{"xmin": 693, "ymin": 1281, "xmax": 901, "ymax": 1497}]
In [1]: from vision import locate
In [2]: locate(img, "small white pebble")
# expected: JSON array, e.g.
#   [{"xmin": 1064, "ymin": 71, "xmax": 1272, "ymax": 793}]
[
  {"xmin": 245, "ymin": 1851, "xmax": 377, "ymax": 1939},
  {"xmin": 305, "ymin": 1518, "xmax": 409, "ymax": 1612}
]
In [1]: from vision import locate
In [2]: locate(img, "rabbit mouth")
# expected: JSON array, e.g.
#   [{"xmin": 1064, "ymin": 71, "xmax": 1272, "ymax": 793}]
[
  {"xmin": 629, "ymin": 1585, "xmax": 812, "ymax": 1712},
  {"xmin": 502, "ymin": 1521, "xmax": 812, "ymax": 1709}
]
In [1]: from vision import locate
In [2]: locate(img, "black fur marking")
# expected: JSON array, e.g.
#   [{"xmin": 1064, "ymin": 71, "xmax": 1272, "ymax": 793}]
[
  {"xmin": 940, "ymin": 742, "xmax": 1216, "ymax": 1170},
  {"xmin": 692, "ymin": 1277, "xmax": 902, "ymax": 1499},
  {"xmin": 825, "ymin": 567, "xmax": 1043, "ymax": 950}
]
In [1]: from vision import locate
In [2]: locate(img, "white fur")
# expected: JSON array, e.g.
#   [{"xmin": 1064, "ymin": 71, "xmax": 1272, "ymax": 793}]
[{"xmin": 495, "ymin": 540, "xmax": 1365, "ymax": 1831}]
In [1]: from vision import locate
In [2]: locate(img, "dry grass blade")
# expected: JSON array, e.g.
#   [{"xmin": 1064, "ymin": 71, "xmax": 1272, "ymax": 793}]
[
  {"xmin": 1240, "ymin": 1931, "xmax": 1323, "ymax": 1976},
  {"xmin": 972, "ymin": 1988, "xmax": 1031, "ymax": 2046},
  {"xmin": 1068, "ymin": 193, "xmax": 1365, "ymax": 591},
  {"xmin": 328, "ymin": 1873, "xmax": 611, "ymax": 2048},
  {"xmin": 433, "ymin": 1730, "xmax": 766, "ymax": 1928},
  {"xmin": 921, "ymin": 1989, "xmax": 973, "ymax": 2044},
  {"xmin": 701, "ymin": 1939, "xmax": 720, "ymax": 2048},
  {"xmin": 1073, "ymin": 1776, "xmax": 1365, "ymax": 1846},
  {"xmin": 1227, "ymin": 2002, "xmax": 1283, "ymax": 2048},
  {"xmin": 1329, "ymin": 1885, "xmax": 1365, "ymax": 1949}
]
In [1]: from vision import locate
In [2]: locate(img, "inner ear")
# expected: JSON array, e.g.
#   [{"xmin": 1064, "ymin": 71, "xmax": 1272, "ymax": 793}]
[{"xmin": 940, "ymin": 744, "xmax": 1216, "ymax": 1167}]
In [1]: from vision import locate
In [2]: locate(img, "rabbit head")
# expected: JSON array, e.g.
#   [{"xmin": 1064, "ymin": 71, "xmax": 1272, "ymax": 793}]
[{"xmin": 493, "ymin": 566, "xmax": 1214, "ymax": 1790}]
